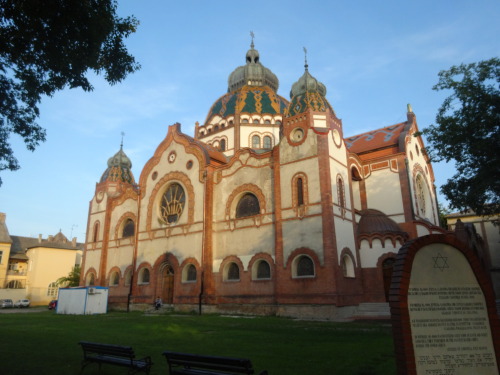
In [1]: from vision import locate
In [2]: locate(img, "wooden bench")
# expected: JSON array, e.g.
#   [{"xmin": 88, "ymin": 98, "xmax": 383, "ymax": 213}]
[
  {"xmin": 163, "ymin": 350, "xmax": 268, "ymax": 375},
  {"xmin": 79, "ymin": 341, "xmax": 152, "ymax": 374}
]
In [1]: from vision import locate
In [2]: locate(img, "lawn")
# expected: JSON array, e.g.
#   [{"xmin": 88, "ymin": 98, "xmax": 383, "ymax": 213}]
[{"xmin": 0, "ymin": 310, "xmax": 396, "ymax": 375}]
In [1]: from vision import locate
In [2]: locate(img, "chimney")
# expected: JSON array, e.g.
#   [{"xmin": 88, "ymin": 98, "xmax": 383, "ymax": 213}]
[
  {"xmin": 38, "ymin": 234, "xmax": 43, "ymax": 243},
  {"xmin": 72, "ymin": 237, "xmax": 77, "ymax": 247},
  {"xmin": 0, "ymin": 212, "xmax": 5, "ymax": 224}
]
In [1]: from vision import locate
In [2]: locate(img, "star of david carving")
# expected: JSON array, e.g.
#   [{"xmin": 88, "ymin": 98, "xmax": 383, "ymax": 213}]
[{"xmin": 432, "ymin": 253, "xmax": 449, "ymax": 271}]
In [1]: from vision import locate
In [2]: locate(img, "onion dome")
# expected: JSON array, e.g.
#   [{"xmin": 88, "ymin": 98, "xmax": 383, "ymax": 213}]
[
  {"xmin": 227, "ymin": 40, "xmax": 279, "ymax": 93},
  {"xmin": 100, "ymin": 145, "xmax": 135, "ymax": 184},
  {"xmin": 357, "ymin": 209, "xmax": 407, "ymax": 237},
  {"xmin": 205, "ymin": 40, "xmax": 288, "ymax": 125},
  {"xmin": 287, "ymin": 60, "xmax": 334, "ymax": 117}
]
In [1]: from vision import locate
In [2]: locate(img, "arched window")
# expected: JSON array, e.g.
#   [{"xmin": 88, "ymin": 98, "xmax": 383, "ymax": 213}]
[
  {"xmin": 47, "ymin": 281, "xmax": 58, "ymax": 296},
  {"xmin": 342, "ymin": 254, "xmax": 355, "ymax": 278},
  {"xmin": 220, "ymin": 139, "xmax": 226, "ymax": 151},
  {"xmin": 351, "ymin": 167, "xmax": 362, "ymax": 181},
  {"xmin": 256, "ymin": 261, "xmax": 271, "ymax": 279},
  {"xmin": 263, "ymin": 136, "xmax": 272, "ymax": 149},
  {"xmin": 296, "ymin": 256, "xmax": 314, "ymax": 277},
  {"xmin": 214, "ymin": 125, "xmax": 219, "ymax": 131},
  {"xmin": 92, "ymin": 222, "xmax": 99, "ymax": 242},
  {"xmin": 139, "ymin": 268, "xmax": 150, "ymax": 284},
  {"xmin": 227, "ymin": 263, "xmax": 240, "ymax": 281},
  {"xmin": 86, "ymin": 273, "xmax": 95, "ymax": 286},
  {"xmin": 242, "ymin": 118, "xmax": 249, "ymax": 124},
  {"xmin": 337, "ymin": 177, "xmax": 345, "ymax": 208},
  {"xmin": 160, "ymin": 183, "xmax": 186, "ymax": 224},
  {"xmin": 184, "ymin": 264, "xmax": 197, "ymax": 282},
  {"xmin": 236, "ymin": 193, "xmax": 260, "ymax": 218},
  {"xmin": 122, "ymin": 218, "xmax": 135, "ymax": 238},
  {"xmin": 415, "ymin": 174, "xmax": 427, "ymax": 216},
  {"xmin": 264, "ymin": 119, "xmax": 271, "ymax": 124},
  {"xmin": 253, "ymin": 119, "xmax": 260, "ymax": 124},
  {"xmin": 109, "ymin": 271, "xmax": 120, "ymax": 286},
  {"xmin": 297, "ymin": 178, "xmax": 304, "ymax": 206},
  {"xmin": 252, "ymin": 135, "xmax": 260, "ymax": 148}
]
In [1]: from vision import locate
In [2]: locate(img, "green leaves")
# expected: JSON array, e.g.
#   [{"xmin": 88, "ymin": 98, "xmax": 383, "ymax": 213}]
[
  {"xmin": 0, "ymin": 0, "xmax": 140, "ymax": 185},
  {"xmin": 422, "ymin": 58, "xmax": 500, "ymax": 216}
]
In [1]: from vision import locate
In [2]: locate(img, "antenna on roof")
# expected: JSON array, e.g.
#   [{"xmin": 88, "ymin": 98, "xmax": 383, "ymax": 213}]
[{"xmin": 120, "ymin": 131, "xmax": 125, "ymax": 149}]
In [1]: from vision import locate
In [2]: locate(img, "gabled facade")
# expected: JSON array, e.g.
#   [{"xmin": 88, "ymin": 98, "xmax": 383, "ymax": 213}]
[
  {"xmin": 0, "ymin": 213, "xmax": 83, "ymax": 305},
  {"xmin": 80, "ymin": 43, "xmax": 444, "ymax": 319}
]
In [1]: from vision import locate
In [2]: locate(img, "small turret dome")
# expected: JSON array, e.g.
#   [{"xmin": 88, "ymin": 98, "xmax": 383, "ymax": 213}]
[
  {"xmin": 100, "ymin": 146, "xmax": 135, "ymax": 184},
  {"xmin": 287, "ymin": 64, "xmax": 333, "ymax": 117}
]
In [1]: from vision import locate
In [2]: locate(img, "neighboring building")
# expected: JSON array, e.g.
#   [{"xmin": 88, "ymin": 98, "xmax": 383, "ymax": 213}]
[
  {"xmin": 0, "ymin": 213, "xmax": 83, "ymax": 305},
  {"xmin": 80, "ymin": 42, "xmax": 445, "ymax": 319},
  {"xmin": 446, "ymin": 211, "xmax": 500, "ymax": 299}
]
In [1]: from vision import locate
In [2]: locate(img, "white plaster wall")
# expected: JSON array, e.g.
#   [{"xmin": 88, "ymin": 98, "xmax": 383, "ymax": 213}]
[
  {"xmin": 136, "ymin": 232, "xmax": 203, "ymax": 268},
  {"xmin": 334, "ymin": 217, "xmax": 356, "ymax": 262},
  {"xmin": 83, "ymin": 250, "xmax": 102, "ymax": 274},
  {"xmin": 365, "ymin": 169, "xmax": 404, "ymax": 215},
  {"xmin": 282, "ymin": 216, "xmax": 323, "ymax": 266},
  {"xmin": 352, "ymin": 180, "xmax": 361, "ymax": 211},
  {"xmin": 279, "ymin": 128, "xmax": 318, "ymax": 164},
  {"xmin": 359, "ymin": 239, "xmax": 398, "ymax": 268},
  {"xmin": 213, "ymin": 224, "xmax": 275, "ymax": 265},
  {"xmin": 107, "ymin": 246, "xmax": 134, "ymax": 275},
  {"xmin": 280, "ymin": 158, "xmax": 320, "ymax": 209},
  {"xmin": 109, "ymin": 198, "xmax": 138, "ymax": 240},
  {"xmin": 416, "ymin": 224, "xmax": 431, "ymax": 237}
]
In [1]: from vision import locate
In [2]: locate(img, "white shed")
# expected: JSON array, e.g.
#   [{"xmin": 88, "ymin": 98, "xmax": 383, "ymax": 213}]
[{"xmin": 56, "ymin": 286, "xmax": 108, "ymax": 315}]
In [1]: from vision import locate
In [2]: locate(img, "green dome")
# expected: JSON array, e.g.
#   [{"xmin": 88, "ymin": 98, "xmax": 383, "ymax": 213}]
[
  {"xmin": 286, "ymin": 65, "xmax": 333, "ymax": 117},
  {"xmin": 205, "ymin": 85, "xmax": 288, "ymax": 124},
  {"xmin": 100, "ymin": 147, "xmax": 135, "ymax": 184}
]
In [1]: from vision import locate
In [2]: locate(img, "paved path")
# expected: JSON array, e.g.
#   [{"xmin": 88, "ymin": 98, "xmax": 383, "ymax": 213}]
[{"xmin": 0, "ymin": 307, "xmax": 47, "ymax": 314}]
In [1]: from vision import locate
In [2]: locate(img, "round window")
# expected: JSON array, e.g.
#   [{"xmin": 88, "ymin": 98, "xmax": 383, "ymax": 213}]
[
  {"xmin": 291, "ymin": 128, "xmax": 304, "ymax": 142},
  {"xmin": 160, "ymin": 183, "xmax": 186, "ymax": 224}
]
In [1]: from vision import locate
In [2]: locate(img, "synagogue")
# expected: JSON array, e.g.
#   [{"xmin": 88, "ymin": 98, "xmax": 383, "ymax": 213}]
[{"xmin": 80, "ymin": 40, "xmax": 444, "ymax": 319}]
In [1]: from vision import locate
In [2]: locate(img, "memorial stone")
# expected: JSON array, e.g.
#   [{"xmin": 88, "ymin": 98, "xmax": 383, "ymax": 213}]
[{"xmin": 391, "ymin": 234, "xmax": 500, "ymax": 375}]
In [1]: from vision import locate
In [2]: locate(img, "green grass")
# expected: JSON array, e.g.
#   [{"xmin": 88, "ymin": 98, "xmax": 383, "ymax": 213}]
[{"xmin": 0, "ymin": 310, "xmax": 396, "ymax": 375}]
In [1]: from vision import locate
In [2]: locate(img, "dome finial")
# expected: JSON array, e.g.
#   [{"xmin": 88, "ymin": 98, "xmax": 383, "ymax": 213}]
[
  {"xmin": 250, "ymin": 31, "xmax": 255, "ymax": 49},
  {"xmin": 120, "ymin": 131, "xmax": 125, "ymax": 150},
  {"xmin": 303, "ymin": 46, "xmax": 308, "ymax": 71}
]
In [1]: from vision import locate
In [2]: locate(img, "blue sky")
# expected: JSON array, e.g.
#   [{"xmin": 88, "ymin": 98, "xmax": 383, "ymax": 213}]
[{"xmin": 1, "ymin": 0, "xmax": 499, "ymax": 240}]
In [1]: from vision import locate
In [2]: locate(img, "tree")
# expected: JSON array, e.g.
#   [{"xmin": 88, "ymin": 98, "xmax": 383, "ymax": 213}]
[
  {"xmin": 56, "ymin": 264, "xmax": 81, "ymax": 287},
  {"xmin": 0, "ymin": 0, "xmax": 140, "ymax": 185},
  {"xmin": 421, "ymin": 58, "xmax": 500, "ymax": 216}
]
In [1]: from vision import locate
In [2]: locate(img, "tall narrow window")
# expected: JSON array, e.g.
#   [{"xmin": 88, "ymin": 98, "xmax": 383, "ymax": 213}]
[
  {"xmin": 236, "ymin": 193, "xmax": 260, "ymax": 218},
  {"xmin": 122, "ymin": 219, "xmax": 135, "ymax": 238},
  {"xmin": 220, "ymin": 139, "xmax": 226, "ymax": 151},
  {"xmin": 297, "ymin": 178, "xmax": 304, "ymax": 206},
  {"xmin": 140, "ymin": 268, "xmax": 150, "ymax": 284},
  {"xmin": 92, "ymin": 222, "xmax": 99, "ymax": 242},
  {"xmin": 252, "ymin": 135, "xmax": 260, "ymax": 148},
  {"xmin": 263, "ymin": 136, "xmax": 272, "ymax": 148},
  {"xmin": 0, "ymin": 250, "xmax": 3, "ymax": 264},
  {"xmin": 337, "ymin": 176, "xmax": 345, "ymax": 215}
]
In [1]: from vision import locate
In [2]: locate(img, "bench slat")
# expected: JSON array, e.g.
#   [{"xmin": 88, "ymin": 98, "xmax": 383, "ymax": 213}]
[{"xmin": 163, "ymin": 351, "xmax": 267, "ymax": 375}]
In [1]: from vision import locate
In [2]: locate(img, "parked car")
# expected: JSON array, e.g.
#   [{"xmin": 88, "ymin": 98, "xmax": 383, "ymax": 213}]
[
  {"xmin": 14, "ymin": 299, "xmax": 30, "ymax": 308},
  {"xmin": 48, "ymin": 300, "xmax": 57, "ymax": 310},
  {"xmin": 0, "ymin": 299, "xmax": 13, "ymax": 308}
]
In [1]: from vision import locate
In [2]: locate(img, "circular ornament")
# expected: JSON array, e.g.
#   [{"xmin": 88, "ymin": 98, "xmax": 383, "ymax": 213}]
[
  {"xmin": 96, "ymin": 191, "xmax": 104, "ymax": 202},
  {"xmin": 186, "ymin": 160, "xmax": 193, "ymax": 170},
  {"xmin": 291, "ymin": 128, "xmax": 305, "ymax": 143},
  {"xmin": 332, "ymin": 129, "xmax": 342, "ymax": 147},
  {"xmin": 168, "ymin": 151, "xmax": 177, "ymax": 163}
]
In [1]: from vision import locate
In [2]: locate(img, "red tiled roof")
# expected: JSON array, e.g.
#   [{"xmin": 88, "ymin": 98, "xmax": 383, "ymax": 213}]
[{"xmin": 345, "ymin": 122, "xmax": 407, "ymax": 154}]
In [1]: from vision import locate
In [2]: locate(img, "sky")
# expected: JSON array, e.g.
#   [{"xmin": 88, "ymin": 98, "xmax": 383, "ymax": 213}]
[{"xmin": 1, "ymin": 0, "xmax": 499, "ymax": 240}]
